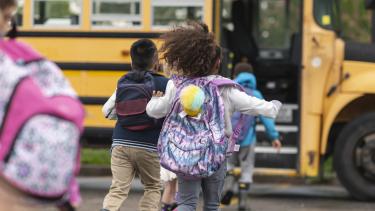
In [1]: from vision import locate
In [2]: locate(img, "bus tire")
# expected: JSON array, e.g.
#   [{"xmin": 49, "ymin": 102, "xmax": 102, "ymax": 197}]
[{"xmin": 333, "ymin": 113, "xmax": 375, "ymax": 201}]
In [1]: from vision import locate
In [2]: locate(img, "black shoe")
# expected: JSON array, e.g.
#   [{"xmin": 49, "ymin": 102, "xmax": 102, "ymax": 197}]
[
  {"xmin": 171, "ymin": 203, "xmax": 178, "ymax": 210},
  {"xmin": 57, "ymin": 202, "xmax": 75, "ymax": 211},
  {"xmin": 221, "ymin": 190, "xmax": 234, "ymax": 205},
  {"xmin": 161, "ymin": 203, "xmax": 178, "ymax": 211},
  {"xmin": 238, "ymin": 206, "xmax": 251, "ymax": 211},
  {"xmin": 100, "ymin": 209, "xmax": 110, "ymax": 211}
]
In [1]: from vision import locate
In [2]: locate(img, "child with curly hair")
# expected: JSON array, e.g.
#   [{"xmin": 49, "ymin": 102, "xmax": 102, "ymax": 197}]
[{"xmin": 146, "ymin": 22, "xmax": 281, "ymax": 211}]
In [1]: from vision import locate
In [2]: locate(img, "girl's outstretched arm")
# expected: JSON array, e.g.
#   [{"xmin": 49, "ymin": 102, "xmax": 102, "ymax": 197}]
[
  {"xmin": 227, "ymin": 88, "xmax": 282, "ymax": 118},
  {"xmin": 146, "ymin": 80, "xmax": 176, "ymax": 119},
  {"xmin": 102, "ymin": 90, "xmax": 117, "ymax": 120}
]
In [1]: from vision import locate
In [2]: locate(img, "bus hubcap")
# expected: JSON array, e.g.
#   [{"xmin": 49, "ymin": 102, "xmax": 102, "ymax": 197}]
[{"xmin": 356, "ymin": 133, "xmax": 375, "ymax": 180}]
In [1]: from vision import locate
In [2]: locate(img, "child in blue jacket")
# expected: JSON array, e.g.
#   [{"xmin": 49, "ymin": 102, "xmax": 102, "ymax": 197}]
[{"xmin": 221, "ymin": 63, "xmax": 282, "ymax": 211}]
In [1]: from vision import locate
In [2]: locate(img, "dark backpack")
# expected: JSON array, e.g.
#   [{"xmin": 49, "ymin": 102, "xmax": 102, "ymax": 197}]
[{"xmin": 115, "ymin": 71, "xmax": 158, "ymax": 131}]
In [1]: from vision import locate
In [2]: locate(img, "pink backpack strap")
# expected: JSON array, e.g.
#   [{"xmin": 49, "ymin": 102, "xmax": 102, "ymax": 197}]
[
  {"xmin": 67, "ymin": 177, "xmax": 81, "ymax": 207},
  {"xmin": 211, "ymin": 78, "xmax": 246, "ymax": 153},
  {"xmin": 0, "ymin": 39, "xmax": 43, "ymax": 63},
  {"xmin": 0, "ymin": 78, "xmax": 84, "ymax": 160}
]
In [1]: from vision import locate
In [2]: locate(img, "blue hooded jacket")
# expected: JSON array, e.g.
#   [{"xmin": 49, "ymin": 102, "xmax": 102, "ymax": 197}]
[{"xmin": 234, "ymin": 72, "xmax": 279, "ymax": 146}]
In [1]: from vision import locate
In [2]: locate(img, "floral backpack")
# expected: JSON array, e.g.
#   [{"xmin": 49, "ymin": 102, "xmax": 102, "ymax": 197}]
[
  {"xmin": 158, "ymin": 75, "xmax": 245, "ymax": 178},
  {"xmin": 0, "ymin": 39, "xmax": 84, "ymax": 209}
]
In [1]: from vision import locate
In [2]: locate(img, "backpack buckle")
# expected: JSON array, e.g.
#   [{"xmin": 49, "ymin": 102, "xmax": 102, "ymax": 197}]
[{"xmin": 179, "ymin": 111, "xmax": 202, "ymax": 120}]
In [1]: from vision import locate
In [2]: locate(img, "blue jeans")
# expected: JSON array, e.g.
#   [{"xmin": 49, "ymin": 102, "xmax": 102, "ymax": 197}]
[{"xmin": 177, "ymin": 161, "xmax": 227, "ymax": 211}]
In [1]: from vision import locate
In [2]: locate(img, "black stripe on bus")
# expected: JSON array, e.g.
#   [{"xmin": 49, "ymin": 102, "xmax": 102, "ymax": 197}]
[
  {"xmin": 80, "ymin": 97, "xmax": 108, "ymax": 105},
  {"xmin": 82, "ymin": 127, "xmax": 113, "ymax": 147},
  {"xmin": 56, "ymin": 62, "xmax": 131, "ymax": 71},
  {"xmin": 17, "ymin": 31, "xmax": 161, "ymax": 39}
]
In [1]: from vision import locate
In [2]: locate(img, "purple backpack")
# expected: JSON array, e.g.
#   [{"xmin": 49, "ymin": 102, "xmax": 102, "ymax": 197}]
[
  {"xmin": 231, "ymin": 87, "xmax": 255, "ymax": 141},
  {"xmin": 158, "ymin": 75, "xmax": 245, "ymax": 178},
  {"xmin": 0, "ymin": 39, "xmax": 84, "ymax": 207}
]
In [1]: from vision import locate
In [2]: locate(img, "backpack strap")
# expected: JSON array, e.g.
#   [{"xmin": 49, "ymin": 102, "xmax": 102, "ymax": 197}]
[
  {"xmin": 0, "ymin": 39, "xmax": 43, "ymax": 64},
  {"xmin": 210, "ymin": 78, "xmax": 246, "ymax": 154}
]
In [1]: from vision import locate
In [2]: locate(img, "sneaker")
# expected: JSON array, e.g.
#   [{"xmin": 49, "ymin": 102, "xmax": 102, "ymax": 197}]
[
  {"xmin": 171, "ymin": 203, "xmax": 178, "ymax": 210},
  {"xmin": 238, "ymin": 206, "xmax": 251, "ymax": 211},
  {"xmin": 221, "ymin": 190, "xmax": 234, "ymax": 205},
  {"xmin": 238, "ymin": 183, "xmax": 250, "ymax": 211},
  {"xmin": 161, "ymin": 203, "xmax": 178, "ymax": 211}
]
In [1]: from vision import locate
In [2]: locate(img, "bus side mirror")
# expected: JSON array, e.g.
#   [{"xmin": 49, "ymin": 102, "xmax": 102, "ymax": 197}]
[{"xmin": 365, "ymin": 0, "xmax": 375, "ymax": 9}]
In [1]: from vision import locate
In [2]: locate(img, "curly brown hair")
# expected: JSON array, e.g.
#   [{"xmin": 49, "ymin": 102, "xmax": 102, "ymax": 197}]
[
  {"xmin": 0, "ymin": 0, "xmax": 17, "ymax": 10},
  {"xmin": 160, "ymin": 22, "xmax": 220, "ymax": 77}
]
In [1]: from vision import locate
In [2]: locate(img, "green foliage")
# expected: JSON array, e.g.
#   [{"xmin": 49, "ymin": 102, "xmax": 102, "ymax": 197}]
[
  {"xmin": 46, "ymin": 2, "xmax": 70, "ymax": 18},
  {"xmin": 259, "ymin": 0, "xmax": 373, "ymax": 45},
  {"xmin": 81, "ymin": 148, "xmax": 111, "ymax": 166},
  {"xmin": 340, "ymin": 0, "xmax": 372, "ymax": 43}
]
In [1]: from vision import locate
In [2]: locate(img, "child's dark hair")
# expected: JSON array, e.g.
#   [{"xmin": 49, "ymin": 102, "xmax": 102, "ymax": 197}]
[
  {"xmin": 0, "ymin": 0, "xmax": 17, "ymax": 10},
  {"xmin": 233, "ymin": 62, "xmax": 254, "ymax": 78},
  {"xmin": 130, "ymin": 39, "xmax": 157, "ymax": 70},
  {"xmin": 160, "ymin": 22, "xmax": 219, "ymax": 77}
]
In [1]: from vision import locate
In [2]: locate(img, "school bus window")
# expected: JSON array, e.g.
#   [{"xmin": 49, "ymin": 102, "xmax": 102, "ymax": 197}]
[
  {"xmin": 313, "ymin": 0, "xmax": 340, "ymax": 30},
  {"xmin": 33, "ymin": 0, "xmax": 81, "ymax": 27},
  {"xmin": 16, "ymin": 0, "xmax": 24, "ymax": 26},
  {"xmin": 92, "ymin": 0, "xmax": 141, "ymax": 28},
  {"xmin": 152, "ymin": 0, "xmax": 204, "ymax": 27},
  {"xmin": 257, "ymin": 0, "xmax": 289, "ymax": 49},
  {"xmin": 340, "ymin": 1, "xmax": 371, "ymax": 42},
  {"xmin": 221, "ymin": 0, "xmax": 232, "ymax": 21}
]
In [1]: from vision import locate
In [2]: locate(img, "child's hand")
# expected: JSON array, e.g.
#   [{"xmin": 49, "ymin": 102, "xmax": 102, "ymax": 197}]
[
  {"xmin": 272, "ymin": 139, "xmax": 282, "ymax": 153},
  {"xmin": 152, "ymin": 91, "xmax": 164, "ymax": 97}
]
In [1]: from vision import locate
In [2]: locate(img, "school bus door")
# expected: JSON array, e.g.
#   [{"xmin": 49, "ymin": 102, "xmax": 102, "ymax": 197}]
[
  {"xmin": 299, "ymin": 0, "xmax": 340, "ymax": 177},
  {"xmin": 218, "ymin": 0, "xmax": 302, "ymax": 175}
]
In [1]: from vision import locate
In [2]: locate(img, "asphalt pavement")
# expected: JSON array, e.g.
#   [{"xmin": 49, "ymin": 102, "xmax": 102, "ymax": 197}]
[{"xmin": 73, "ymin": 177, "xmax": 374, "ymax": 211}]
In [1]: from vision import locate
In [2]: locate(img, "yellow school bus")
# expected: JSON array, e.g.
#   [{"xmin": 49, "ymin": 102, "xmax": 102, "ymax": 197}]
[
  {"xmin": 15, "ymin": 0, "xmax": 375, "ymax": 200},
  {"xmin": 15, "ymin": 0, "xmax": 214, "ymax": 143}
]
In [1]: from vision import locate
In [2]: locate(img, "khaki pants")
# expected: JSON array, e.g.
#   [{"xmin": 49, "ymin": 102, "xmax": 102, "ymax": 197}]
[{"xmin": 103, "ymin": 146, "xmax": 161, "ymax": 211}]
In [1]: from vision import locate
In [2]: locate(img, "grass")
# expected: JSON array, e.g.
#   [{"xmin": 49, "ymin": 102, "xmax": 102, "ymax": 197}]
[
  {"xmin": 306, "ymin": 156, "xmax": 337, "ymax": 185},
  {"xmin": 81, "ymin": 148, "xmax": 111, "ymax": 166},
  {"xmin": 80, "ymin": 149, "xmax": 337, "ymax": 183},
  {"xmin": 323, "ymin": 156, "xmax": 335, "ymax": 177}
]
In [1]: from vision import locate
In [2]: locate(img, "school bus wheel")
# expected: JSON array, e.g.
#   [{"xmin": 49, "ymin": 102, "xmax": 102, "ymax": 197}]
[{"xmin": 334, "ymin": 113, "xmax": 375, "ymax": 201}]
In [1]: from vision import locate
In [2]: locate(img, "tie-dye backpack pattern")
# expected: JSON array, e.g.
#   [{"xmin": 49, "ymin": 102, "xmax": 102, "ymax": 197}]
[
  {"xmin": 0, "ymin": 39, "xmax": 84, "ymax": 206},
  {"xmin": 158, "ymin": 75, "xmax": 244, "ymax": 178}
]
